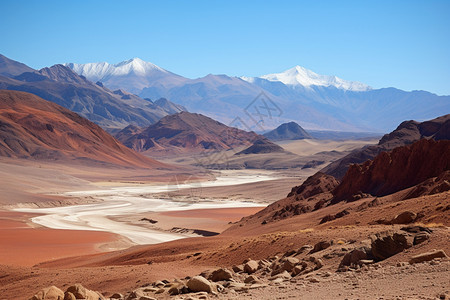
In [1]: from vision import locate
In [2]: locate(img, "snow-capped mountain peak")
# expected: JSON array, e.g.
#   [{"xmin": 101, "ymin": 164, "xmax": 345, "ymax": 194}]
[
  {"xmin": 113, "ymin": 57, "xmax": 167, "ymax": 75},
  {"xmin": 256, "ymin": 65, "xmax": 371, "ymax": 91},
  {"xmin": 64, "ymin": 58, "xmax": 168, "ymax": 82}
]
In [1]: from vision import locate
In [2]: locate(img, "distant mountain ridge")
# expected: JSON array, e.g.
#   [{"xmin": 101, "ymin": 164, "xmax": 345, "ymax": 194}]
[
  {"xmin": 244, "ymin": 65, "xmax": 371, "ymax": 91},
  {"xmin": 64, "ymin": 58, "xmax": 188, "ymax": 95},
  {"xmin": 263, "ymin": 121, "xmax": 312, "ymax": 141},
  {"xmin": 0, "ymin": 55, "xmax": 185, "ymax": 129},
  {"xmin": 65, "ymin": 57, "xmax": 450, "ymax": 133}
]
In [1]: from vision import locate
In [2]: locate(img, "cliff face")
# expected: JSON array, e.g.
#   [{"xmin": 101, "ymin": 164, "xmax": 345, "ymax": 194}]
[{"xmin": 332, "ymin": 139, "xmax": 450, "ymax": 203}]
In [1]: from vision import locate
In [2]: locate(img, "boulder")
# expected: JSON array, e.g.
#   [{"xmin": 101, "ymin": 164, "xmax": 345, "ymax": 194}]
[
  {"xmin": 269, "ymin": 270, "xmax": 291, "ymax": 281},
  {"xmin": 371, "ymin": 231, "xmax": 413, "ymax": 261},
  {"xmin": 391, "ymin": 211, "xmax": 417, "ymax": 224},
  {"xmin": 244, "ymin": 275, "xmax": 260, "ymax": 284},
  {"xmin": 340, "ymin": 248, "xmax": 370, "ymax": 267},
  {"xmin": 65, "ymin": 284, "xmax": 104, "ymax": 300},
  {"xmin": 210, "ymin": 268, "xmax": 233, "ymax": 282},
  {"xmin": 244, "ymin": 260, "xmax": 259, "ymax": 274},
  {"xmin": 63, "ymin": 292, "xmax": 76, "ymax": 300},
  {"xmin": 232, "ymin": 264, "xmax": 244, "ymax": 273},
  {"xmin": 110, "ymin": 294, "xmax": 123, "ymax": 299},
  {"xmin": 310, "ymin": 241, "xmax": 331, "ymax": 253},
  {"xmin": 187, "ymin": 276, "xmax": 213, "ymax": 293},
  {"xmin": 29, "ymin": 286, "xmax": 64, "ymax": 300},
  {"xmin": 167, "ymin": 283, "xmax": 188, "ymax": 295},
  {"xmin": 413, "ymin": 232, "xmax": 430, "ymax": 245},
  {"xmin": 126, "ymin": 289, "xmax": 145, "ymax": 300},
  {"xmin": 401, "ymin": 225, "xmax": 432, "ymax": 234},
  {"xmin": 282, "ymin": 257, "xmax": 299, "ymax": 272},
  {"xmin": 409, "ymin": 250, "xmax": 448, "ymax": 264}
]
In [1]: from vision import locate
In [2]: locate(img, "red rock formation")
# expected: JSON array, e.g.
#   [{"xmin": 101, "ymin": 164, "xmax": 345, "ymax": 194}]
[
  {"xmin": 332, "ymin": 139, "xmax": 450, "ymax": 203},
  {"xmin": 0, "ymin": 90, "xmax": 167, "ymax": 168}
]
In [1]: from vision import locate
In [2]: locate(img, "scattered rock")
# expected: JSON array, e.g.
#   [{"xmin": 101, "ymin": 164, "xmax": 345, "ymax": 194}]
[
  {"xmin": 244, "ymin": 260, "xmax": 259, "ymax": 274},
  {"xmin": 409, "ymin": 250, "xmax": 449, "ymax": 264},
  {"xmin": 187, "ymin": 276, "xmax": 213, "ymax": 293},
  {"xmin": 269, "ymin": 270, "xmax": 291, "ymax": 281},
  {"xmin": 244, "ymin": 275, "xmax": 260, "ymax": 284},
  {"xmin": 282, "ymin": 257, "xmax": 299, "ymax": 272},
  {"xmin": 413, "ymin": 232, "xmax": 430, "ymax": 245},
  {"xmin": 391, "ymin": 211, "xmax": 417, "ymax": 224},
  {"xmin": 210, "ymin": 268, "xmax": 233, "ymax": 282},
  {"xmin": 401, "ymin": 225, "xmax": 432, "ymax": 234},
  {"xmin": 29, "ymin": 286, "xmax": 64, "ymax": 300},
  {"xmin": 232, "ymin": 264, "xmax": 244, "ymax": 273},
  {"xmin": 297, "ymin": 245, "xmax": 313, "ymax": 254},
  {"xmin": 64, "ymin": 292, "xmax": 76, "ymax": 300},
  {"xmin": 308, "ymin": 277, "xmax": 320, "ymax": 283},
  {"xmin": 340, "ymin": 247, "xmax": 371, "ymax": 267},
  {"xmin": 310, "ymin": 241, "xmax": 331, "ymax": 253}
]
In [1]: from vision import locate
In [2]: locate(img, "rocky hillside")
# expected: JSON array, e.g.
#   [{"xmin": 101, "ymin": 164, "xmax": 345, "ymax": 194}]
[
  {"xmin": 0, "ymin": 90, "xmax": 167, "ymax": 168},
  {"xmin": 321, "ymin": 114, "xmax": 450, "ymax": 179},
  {"xmin": 331, "ymin": 138, "xmax": 450, "ymax": 203},
  {"xmin": 115, "ymin": 111, "xmax": 263, "ymax": 154}
]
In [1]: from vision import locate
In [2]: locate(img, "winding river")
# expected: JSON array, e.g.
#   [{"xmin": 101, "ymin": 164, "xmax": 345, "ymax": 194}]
[{"xmin": 14, "ymin": 171, "xmax": 275, "ymax": 245}]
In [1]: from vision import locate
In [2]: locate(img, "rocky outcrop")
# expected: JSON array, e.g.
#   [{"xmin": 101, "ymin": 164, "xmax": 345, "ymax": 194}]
[
  {"xmin": 322, "ymin": 114, "xmax": 450, "ymax": 179},
  {"xmin": 332, "ymin": 139, "xmax": 450, "ymax": 203},
  {"xmin": 288, "ymin": 172, "xmax": 340, "ymax": 198},
  {"xmin": 403, "ymin": 170, "xmax": 450, "ymax": 200},
  {"xmin": 370, "ymin": 231, "xmax": 414, "ymax": 261}
]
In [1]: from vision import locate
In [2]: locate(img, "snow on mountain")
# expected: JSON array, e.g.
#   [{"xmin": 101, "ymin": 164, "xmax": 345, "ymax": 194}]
[
  {"xmin": 65, "ymin": 58, "xmax": 187, "ymax": 94},
  {"xmin": 65, "ymin": 58, "xmax": 167, "ymax": 81},
  {"xmin": 243, "ymin": 65, "xmax": 371, "ymax": 91}
]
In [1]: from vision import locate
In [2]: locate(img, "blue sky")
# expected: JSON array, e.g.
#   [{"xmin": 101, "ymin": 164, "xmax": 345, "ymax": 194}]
[{"xmin": 1, "ymin": 0, "xmax": 449, "ymax": 95}]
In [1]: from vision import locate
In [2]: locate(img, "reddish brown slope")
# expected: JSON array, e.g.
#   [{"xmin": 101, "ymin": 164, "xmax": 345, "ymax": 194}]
[
  {"xmin": 332, "ymin": 139, "xmax": 450, "ymax": 203},
  {"xmin": 0, "ymin": 90, "xmax": 168, "ymax": 168},
  {"xmin": 116, "ymin": 111, "xmax": 264, "ymax": 154}
]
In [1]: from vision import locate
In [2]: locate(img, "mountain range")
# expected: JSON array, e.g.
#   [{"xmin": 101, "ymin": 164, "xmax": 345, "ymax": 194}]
[
  {"xmin": 0, "ymin": 55, "xmax": 185, "ymax": 130},
  {"xmin": 64, "ymin": 57, "xmax": 450, "ymax": 132}
]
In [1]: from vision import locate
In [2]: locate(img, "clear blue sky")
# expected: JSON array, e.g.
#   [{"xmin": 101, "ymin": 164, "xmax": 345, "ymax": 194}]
[{"xmin": 1, "ymin": 0, "xmax": 449, "ymax": 95}]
